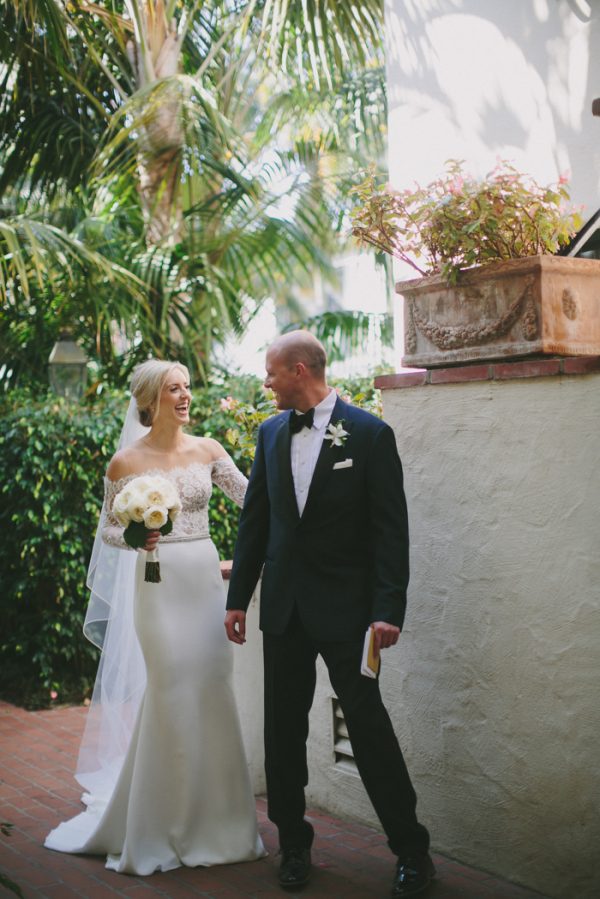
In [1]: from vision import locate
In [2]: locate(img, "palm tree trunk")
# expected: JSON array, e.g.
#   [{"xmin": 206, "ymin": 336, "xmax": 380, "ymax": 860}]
[
  {"xmin": 126, "ymin": 0, "xmax": 184, "ymax": 246},
  {"xmin": 138, "ymin": 149, "xmax": 182, "ymax": 245}
]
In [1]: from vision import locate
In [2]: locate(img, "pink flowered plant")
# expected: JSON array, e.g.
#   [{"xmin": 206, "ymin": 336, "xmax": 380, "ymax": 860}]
[
  {"xmin": 351, "ymin": 159, "xmax": 583, "ymax": 285},
  {"xmin": 220, "ymin": 395, "xmax": 238, "ymax": 412},
  {"xmin": 447, "ymin": 174, "xmax": 464, "ymax": 195}
]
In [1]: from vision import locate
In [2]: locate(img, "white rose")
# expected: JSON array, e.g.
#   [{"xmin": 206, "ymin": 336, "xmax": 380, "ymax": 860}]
[
  {"xmin": 145, "ymin": 486, "xmax": 167, "ymax": 506},
  {"xmin": 165, "ymin": 486, "xmax": 180, "ymax": 508},
  {"xmin": 168, "ymin": 498, "xmax": 182, "ymax": 521},
  {"xmin": 113, "ymin": 489, "xmax": 129, "ymax": 509},
  {"xmin": 129, "ymin": 476, "xmax": 154, "ymax": 493},
  {"xmin": 143, "ymin": 505, "xmax": 168, "ymax": 529},
  {"xmin": 144, "ymin": 476, "xmax": 178, "ymax": 508},
  {"xmin": 150, "ymin": 475, "xmax": 172, "ymax": 493},
  {"xmin": 126, "ymin": 485, "xmax": 148, "ymax": 523},
  {"xmin": 113, "ymin": 486, "xmax": 133, "ymax": 525},
  {"xmin": 114, "ymin": 507, "xmax": 130, "ymax": 527},
  {"xmin": 159, "ymin": 479, "xmax": 179, "ymax": 507}
]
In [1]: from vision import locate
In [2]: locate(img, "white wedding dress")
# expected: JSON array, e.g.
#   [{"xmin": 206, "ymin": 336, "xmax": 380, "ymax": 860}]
[{"xmin": 45, "ymin": 459, "xmax": 265, "ymax": 875}]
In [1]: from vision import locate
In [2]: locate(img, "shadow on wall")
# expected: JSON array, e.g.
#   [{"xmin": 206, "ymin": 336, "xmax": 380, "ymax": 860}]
[{"xmin": 385, "ymin": 0, "xmax": 600, "ymax": 209}]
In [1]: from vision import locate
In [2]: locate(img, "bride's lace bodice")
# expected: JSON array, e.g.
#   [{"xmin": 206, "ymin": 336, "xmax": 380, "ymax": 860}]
[{"xmin": 102, "ymin": 457, "xmax": 247, "ymax": 549}]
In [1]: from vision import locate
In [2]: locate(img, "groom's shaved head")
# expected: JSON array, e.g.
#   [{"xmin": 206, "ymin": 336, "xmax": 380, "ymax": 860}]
[
  {"xmin": 265, "ymin": 330, "xmax": 330, "ymax": 411},
  {"xmin": 270, "ymin": 330, "xmax": 327, "ymax": 378}
]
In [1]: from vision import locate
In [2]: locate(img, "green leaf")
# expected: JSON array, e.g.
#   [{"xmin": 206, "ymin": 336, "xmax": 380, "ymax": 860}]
[{"xmin": 123, "ymin": 520, "xmax": 148, "ymax": 550}]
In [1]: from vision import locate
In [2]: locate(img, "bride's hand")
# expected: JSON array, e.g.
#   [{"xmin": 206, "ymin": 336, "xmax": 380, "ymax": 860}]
[{"xmin": 143, "ymin": 530, "xmax": 161, "ymax": 552}]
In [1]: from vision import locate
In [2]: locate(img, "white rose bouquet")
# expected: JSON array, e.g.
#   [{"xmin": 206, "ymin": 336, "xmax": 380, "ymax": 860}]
[{"xmin": 112, "ymin": 476, "xmax": 182, "ymax": 582}]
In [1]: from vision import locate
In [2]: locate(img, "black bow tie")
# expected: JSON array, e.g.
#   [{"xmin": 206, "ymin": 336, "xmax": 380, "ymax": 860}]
[{"xmin": 289, "ymin": 408, "xmax": 315, "ymax": 434}]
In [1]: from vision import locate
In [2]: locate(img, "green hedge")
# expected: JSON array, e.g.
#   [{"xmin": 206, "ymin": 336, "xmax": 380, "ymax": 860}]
[
  {"xmin": 0, "ymin": 373, "xmax": 379, "ymax": 708},
  {"xmin": 188, "ymin": 374, "xmax": 260, "ymax": 558},
  {"xmin": 0, "ymin": 391, "xmax": 123, "ymax": 708}
]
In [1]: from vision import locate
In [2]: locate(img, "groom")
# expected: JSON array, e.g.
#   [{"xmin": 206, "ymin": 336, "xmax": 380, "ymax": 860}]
[{"xmin": 225, "ymin": 331, "xmax": 433, "ymax": 896}]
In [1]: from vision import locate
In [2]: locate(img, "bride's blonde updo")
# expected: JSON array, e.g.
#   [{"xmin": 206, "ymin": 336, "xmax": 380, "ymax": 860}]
[{"xmin": 130, "ymin": 359, "xmax": 189, "ymax": 427}]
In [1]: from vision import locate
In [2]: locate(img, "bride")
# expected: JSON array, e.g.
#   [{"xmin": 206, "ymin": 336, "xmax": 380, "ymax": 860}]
[{"xmin": 45, "ymin": 359, "xmax": 265, "ymax": 875}]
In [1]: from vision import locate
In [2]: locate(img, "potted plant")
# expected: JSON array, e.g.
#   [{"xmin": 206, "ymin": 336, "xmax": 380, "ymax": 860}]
[{"xmin": 351, "ymin": 160, "xmax": 600, "ymax": 368}]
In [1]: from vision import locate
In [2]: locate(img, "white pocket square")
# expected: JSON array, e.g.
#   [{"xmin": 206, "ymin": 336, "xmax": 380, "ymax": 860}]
[{"xmin": 333, "ymin": 458, "xmax": 353, "ymax": 470}]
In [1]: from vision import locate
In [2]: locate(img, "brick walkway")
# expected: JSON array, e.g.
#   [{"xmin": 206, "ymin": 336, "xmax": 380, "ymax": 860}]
[{"xmin": 0, "ymin": 702, "xmax": 548, "ymax": 898}]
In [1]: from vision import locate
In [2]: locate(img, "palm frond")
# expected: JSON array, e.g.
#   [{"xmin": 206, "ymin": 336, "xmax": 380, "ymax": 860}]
[
  {"xmin": 254, "ymin": 67, "xmax": 387, "ymax": 159},
  {"xmin": 6, "ymin": 0, "xmax": 71, "ymax": 57},
  {"xmin": 93, "ymin": 73, "xmax": 239, "ymax": 182},
  {"xmin": 256, "ymin": 0, "xmax": 384, "ymax": 89},
  {"xmin": 0, "ymin": 3, "xmax": 123, "ymax": 198},
  {"xmin": 0, "ymin": 214, "xmax": 145, "ymax": 305},
  {"xmin": 283, "ymin": 309, "xmax": 393, "ymax": 363}
]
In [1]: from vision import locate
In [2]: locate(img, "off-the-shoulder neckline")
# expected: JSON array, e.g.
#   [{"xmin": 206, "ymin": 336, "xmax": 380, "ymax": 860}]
[{"xmin": 105, "ymin": 458, "xmax": 233, "ymax": 486}]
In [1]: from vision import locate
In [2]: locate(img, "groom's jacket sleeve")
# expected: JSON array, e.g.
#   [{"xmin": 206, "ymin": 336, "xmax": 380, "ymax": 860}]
[
  {"xmin": 226, "ymin": 424, "xmax": 270, "ymax": 612},
  {"xmin": 366, "ymin": 422, "xmax": 410, "ymax": 629}
]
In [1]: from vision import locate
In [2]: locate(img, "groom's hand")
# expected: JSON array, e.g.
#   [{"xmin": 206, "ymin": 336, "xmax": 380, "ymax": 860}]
[
  {"xmin": 372, "ymin": 621, "xmax": 400, "ymax": 652},
  {"xmin": 225, "ymin": 610, "xmax": 247, "ymax": 645}
]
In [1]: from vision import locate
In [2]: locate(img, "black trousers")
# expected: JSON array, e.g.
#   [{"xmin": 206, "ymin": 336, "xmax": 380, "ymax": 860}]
[{"xmin": 263, "ymin": 608, "xmax": 430, "ymax": 857}]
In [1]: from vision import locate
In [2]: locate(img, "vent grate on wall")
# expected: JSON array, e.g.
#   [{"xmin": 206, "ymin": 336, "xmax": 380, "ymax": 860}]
[{"xmin": 332, "ymin": 697, "xmax": 358, "ymax": 773}]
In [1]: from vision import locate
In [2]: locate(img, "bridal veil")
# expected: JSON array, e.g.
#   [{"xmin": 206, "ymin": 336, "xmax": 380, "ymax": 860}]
[{"xmin": 76, "ymin": 397, "xmax": 149, "ymax": 803}]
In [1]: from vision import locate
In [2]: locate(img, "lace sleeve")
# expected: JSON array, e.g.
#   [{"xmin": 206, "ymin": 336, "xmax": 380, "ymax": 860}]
[
  {"xmin": 211, "ymin": 456, "xmax": 248, "ymax": 508},
  {"xmin": 101, "ymin": 478, "xmax": 134, "ymax": 550}
]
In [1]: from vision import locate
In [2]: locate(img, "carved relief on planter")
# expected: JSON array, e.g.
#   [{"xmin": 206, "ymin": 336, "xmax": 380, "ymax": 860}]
[{"xmin": 397, "ymin": 255, "xmax": 600, "ymax": 368}]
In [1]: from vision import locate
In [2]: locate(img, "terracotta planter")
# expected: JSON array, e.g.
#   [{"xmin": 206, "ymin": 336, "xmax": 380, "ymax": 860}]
[{"xmin": 397, "ymin": 255, "xmax": 600, "ymax": 368}]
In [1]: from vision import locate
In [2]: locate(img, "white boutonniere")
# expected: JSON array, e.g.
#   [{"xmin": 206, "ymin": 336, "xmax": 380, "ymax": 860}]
[{"xmin": 324, "ymin": 420, "xmax": 349, "ymax": 448}]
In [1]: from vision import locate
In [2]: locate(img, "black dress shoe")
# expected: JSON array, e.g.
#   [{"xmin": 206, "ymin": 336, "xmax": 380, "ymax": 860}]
[
  {"xmin": 391, "ymin": 853, "xmax": 435, "ymax": 896},
  {"xmin": 278, "ymin": 847, "xmax": 312, "ymax": 889}
]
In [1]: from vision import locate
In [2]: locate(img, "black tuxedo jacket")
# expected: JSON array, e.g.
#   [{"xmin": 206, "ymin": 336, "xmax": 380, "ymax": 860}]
[{"xmin": 226, "ymin": 397, "xmax": 410, "ymax": 642}]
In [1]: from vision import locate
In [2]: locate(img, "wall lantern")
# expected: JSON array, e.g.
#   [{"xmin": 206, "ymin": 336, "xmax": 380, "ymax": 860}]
[{"xmin": 48, "ymin": 333, "xmax": 88, "ymax": 400}]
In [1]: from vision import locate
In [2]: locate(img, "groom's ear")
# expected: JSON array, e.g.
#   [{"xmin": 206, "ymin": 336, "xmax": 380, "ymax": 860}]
[{"xmin": 294, "ymin": 362, "xmax": 308, "ymax": 378}]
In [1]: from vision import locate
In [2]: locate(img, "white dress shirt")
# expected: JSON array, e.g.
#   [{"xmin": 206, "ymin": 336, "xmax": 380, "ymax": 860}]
[{"xmin": 291, "ymin": 388, "xmax": 337, "ymax": 516}]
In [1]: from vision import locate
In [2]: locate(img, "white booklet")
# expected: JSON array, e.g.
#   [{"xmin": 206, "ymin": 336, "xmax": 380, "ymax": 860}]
[{"xmin": 361, "ymin": 626, "xmax": 381, "ymax": 678}]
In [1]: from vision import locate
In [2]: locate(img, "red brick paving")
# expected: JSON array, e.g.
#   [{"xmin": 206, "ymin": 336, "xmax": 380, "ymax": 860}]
[{"xmin": 0, "ymin": 701, "xmax": 548, "ymax": 898}]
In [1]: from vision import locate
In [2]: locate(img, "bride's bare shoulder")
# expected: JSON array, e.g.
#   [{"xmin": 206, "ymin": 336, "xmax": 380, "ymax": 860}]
[
  {"xmin": 105, "ymin": 442, "xmax": 147, "ymax": 481},
  {"xmin": 188, "ymin": 435, "xmax": 229, "ymax": 463}
]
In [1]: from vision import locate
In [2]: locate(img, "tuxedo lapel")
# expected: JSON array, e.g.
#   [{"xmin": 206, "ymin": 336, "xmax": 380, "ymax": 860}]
[
  {"xmin": 274, "ymin": 413, "xmax": 300, "ymax": 519},
  {"xmin": 301, "ymin": 397, "xmax": 350, "ymax": 519}
]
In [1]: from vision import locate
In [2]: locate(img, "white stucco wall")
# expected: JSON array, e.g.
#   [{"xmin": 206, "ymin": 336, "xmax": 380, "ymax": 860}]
[
  {"xmin": 371, "ymin": 371, "xmax": 598, "ymax": 899},
  {"xmin": 385, "ymin": 0, "xmax": 600, "ymax": 366},
  {"xmin": 385, "ymin": 0, "xmax": 600, "ymax": 205}
]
